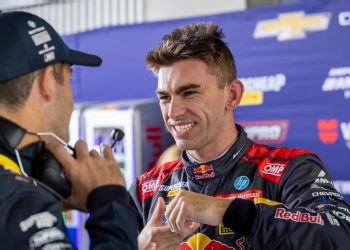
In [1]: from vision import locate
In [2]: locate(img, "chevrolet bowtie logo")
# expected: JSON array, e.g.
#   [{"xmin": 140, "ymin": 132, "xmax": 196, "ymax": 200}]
[{"xmin": 254, "ymin": 11, "xmax": 331, "ymax": 41}]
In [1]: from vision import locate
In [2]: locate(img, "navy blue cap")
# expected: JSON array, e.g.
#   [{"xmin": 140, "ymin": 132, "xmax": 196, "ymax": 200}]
[{"xmin": 0, "ymin": 11, "xmax": 102, "ymax": 82}]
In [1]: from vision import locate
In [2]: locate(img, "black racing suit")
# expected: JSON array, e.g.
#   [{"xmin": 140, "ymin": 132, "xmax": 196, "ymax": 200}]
[
  {"xmin": 0, "ymin": 135, "xmax": 138, "ymax": 249},
  {"xmin": 130, "ymin": 124, "xmax": 350, "ymax": 249}
]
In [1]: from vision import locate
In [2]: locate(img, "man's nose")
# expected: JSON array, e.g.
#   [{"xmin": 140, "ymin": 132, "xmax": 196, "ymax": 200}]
[{"xmin": 168, "ymin": 97, "xmax": 185, "ymax": 119}]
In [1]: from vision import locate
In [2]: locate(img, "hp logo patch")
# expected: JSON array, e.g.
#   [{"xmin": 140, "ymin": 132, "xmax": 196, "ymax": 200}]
[{"xmin": 234, "ymin": 176, "xmax": 250, "ymax": 190}]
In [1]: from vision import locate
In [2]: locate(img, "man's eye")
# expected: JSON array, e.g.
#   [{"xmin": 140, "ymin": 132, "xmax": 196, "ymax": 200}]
[
  {"xmin": 159, "ymin": 95, "xmax": 170, "ymax": 101},
  {"xmin": 184, "ymin": 91, "xmax": 196, "ymax": 96}
]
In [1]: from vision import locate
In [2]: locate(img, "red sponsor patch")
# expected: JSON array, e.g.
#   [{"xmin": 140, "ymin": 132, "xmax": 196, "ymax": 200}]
[
  {"xmin": 138, "ymin": 172, "xmax": 172, "ymax": 201},
  {"xmin": 180, "ymin": 240, "xmax": 235, "ymax": 250},
  {"xmin": 274, "ymin": 208, "xmax": 324, "ymax": 225},
  {"xmin": 193, "ymin": 164, "xmax": 215, "ymax": 180},
  {"xmin": 215, "ymin": 189, "xmax": 263, "ymax": 200},
  {"xmin": 258, "ymin": 161, "xmax": 287, "ymax": 183},
  {"xmin": 317, "ymin": 119, "xmax": 338, "ymax": 144}
]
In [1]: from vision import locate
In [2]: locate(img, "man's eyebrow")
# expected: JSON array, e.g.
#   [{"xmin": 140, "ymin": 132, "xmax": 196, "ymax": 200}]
[
  {"xmin": 156, "ymin": 83, "xmax": 201, "ymax": 96},
  {"xmin": 156, "ymin": 89, "xmax": 167, "ymax": 96},
  {"xmin": 175, "ymin": 84, "xmax": 200, "ymax": 95}
]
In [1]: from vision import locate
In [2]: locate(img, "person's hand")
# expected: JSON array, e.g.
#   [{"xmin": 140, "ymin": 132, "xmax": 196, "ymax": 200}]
[
  {"xmin": 138, "ymin": 197, "xmax": 183, "ymax": 250},
  {"xmin": 165, "ymin": 190, "xmax": 231, "ymax": 235},
  {"xmin": 47, "ymin": 140, "xmax": 125, "ymax": 211}
]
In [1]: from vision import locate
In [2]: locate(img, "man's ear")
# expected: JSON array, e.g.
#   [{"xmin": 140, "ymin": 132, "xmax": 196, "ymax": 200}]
[
  {"xmin": 226, "ymin": 79, "xmax": 244, "ymax": 111},
  {"xmin": 36, "ymin": 65, "xmax": 56, "ymax": 101}
]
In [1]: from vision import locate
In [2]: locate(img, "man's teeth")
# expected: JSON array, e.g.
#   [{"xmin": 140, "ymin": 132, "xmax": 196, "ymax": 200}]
[{"xmin": 175, "ymin": 123, "xmax": 194, "ymax": 132}]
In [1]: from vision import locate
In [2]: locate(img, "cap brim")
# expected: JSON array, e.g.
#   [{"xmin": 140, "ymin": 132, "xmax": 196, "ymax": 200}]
[{"xmin": 64, "ymin": 49, "xmax": 102, "ymax": 67}]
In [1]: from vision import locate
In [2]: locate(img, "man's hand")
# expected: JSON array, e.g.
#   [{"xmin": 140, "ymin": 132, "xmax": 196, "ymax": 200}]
[
  {"xmin": 47, "ymin": 140, "xmax": 125, "ymax": 211},
  {"xmin": 165, "ymin": 190, "xmax": 231, "ymax": 235},
  {"xmin": 138, "ymin": 197, "xmax": 183, "ymax": 250}
]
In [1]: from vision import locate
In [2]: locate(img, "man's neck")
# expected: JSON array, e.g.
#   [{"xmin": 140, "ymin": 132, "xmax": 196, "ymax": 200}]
[
  {"xmin": 0, "ymin": 109, "xmax": 43, "ymax": 149},
  {"xmin": 186, "ymin": 128, "xmax": 239, "ymax": 162}
]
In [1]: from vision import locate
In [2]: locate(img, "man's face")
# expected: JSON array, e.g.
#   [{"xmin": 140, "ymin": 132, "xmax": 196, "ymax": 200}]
[
  {"xmin": 157, "ymin": 59, "xmax": 229, "ymax": 155},
  {"xmin": 53, "ymin": 64, "xmax": 74, "ymax": 142}
]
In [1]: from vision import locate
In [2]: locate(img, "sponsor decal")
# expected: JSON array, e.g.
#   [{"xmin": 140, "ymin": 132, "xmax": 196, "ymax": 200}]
[
  {"xmin": 29, "ymin": 227, "xmax": 65, "ymax": 248},
  {"xmin": 193, "ymin": 164, "xmax": 215, "ymax": 180},
  {"xmin": 317, "ymin": 119, "xmax": 339, "ymax": 144},
  {"xmin": 180, "ymin": 233, "xmax": 235, "ymax": 250},
  {"xmin": 141, "ymin": 179, "xmax": 159, "ymax": 194},
  {"xmin": 159, "ymin": 182, "xmax": 188, "ymax": 192},
  {"xmin": 259, "ymin": 162, "xmax": 286, "ymax": 183},
  {"xmin": 333, "ymin": 180, "xmax": 350, "ymax": 195},
  {"xmin": 254, "ymin": 11, "xmax": 331, "ymax": 41},
  {"xmin": 62, "ymin": 210, "xmax": 78, "ymax": 228},
  {"xmin": 139, "ymin": 172, "xmax": 174, "ymax": 201},
  {"xmin": 312, "ymin": 191, "xmax": 343, "ymax": 199},
  {"xmin": 253, "ymin": 197, "xmax": 281, "ymax": 206},
  {"xmin": 216, "ymin": 189, "xmax": 262, "ymax": 200},
  {"xmin": 332, "ymin": 210, "xmax": 350, "ymax": 223},
  {"xmin": 240, "ymin": 91, "xmax": 263, "ymax": 106},
  {"xmin": 240, "ymin": 120, "xmax": 289, "ymax": 144},
  {"xmin": 274, "ymin": 208, "xmax": 324, "ymax": 225},
  {"xmin": 218, "ymin": 223, "xmax": 235, "ymax": 235},
  {"xmin": 0, "ymin": 154, "xmax": 21, "ymax": 175},
  {"xmin": 167, "ymin": 189, "xmax": 180, "ymax": 197},
  {"xmin": 42, "ymin": 243, "xmax": 72, "ymax": 250},
  {"xmin": 317, "ymin": 119, "xmax": 350, "ymax": 149},
  {"xmin": 240, "ymin": 74, "xmax": 286, "ymax": 106},
  {"xmin": 322, "ymin": 66, "xmax": 350, "ymax": 100},
  {"xmin": 234, "ymin": 176, "xmax": 250, "ymax": 191},
  {"xmin": 27, "ymin": 20, "xmax": 56, "ymax": 63},
  {"xmin": 340, "ymin": 122, "xmax": 350, "ymax": 149},
  {"xmin": 339, "ymin": 11, "xmax": 350, "ymax": 26},
  {"xmin": 20, "ymin": 212, "xmax": 57, "ymax": 232},
  {"xmin": 325, "ymin": 212, "xmax": 340, "ymax": 226},
  {"xmin": 339, "ymin": 206, "xmax": 350, "ymax": 215},
  {"xmin": 313, "ymin": 170, "xmax": 333, "ymax": 186}
]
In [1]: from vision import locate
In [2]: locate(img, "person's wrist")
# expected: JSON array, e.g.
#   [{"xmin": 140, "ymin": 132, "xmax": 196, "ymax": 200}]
[{"xmin": 87, "ymin": 184, "xmax": 129, "ymax": 212}]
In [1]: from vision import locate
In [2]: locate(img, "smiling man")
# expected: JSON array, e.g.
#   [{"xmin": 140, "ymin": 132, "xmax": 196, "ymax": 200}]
[{"xmin": 130, "ymin": 23, "xmax": 350, "ymax": 249}]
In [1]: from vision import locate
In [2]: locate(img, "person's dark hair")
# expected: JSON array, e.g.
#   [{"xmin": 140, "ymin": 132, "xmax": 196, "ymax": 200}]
[
  {"xmin": 0, "ymin": 63, "xmax": 64, "ymax": 111},
  {"xmin": 146, "ymin": 22, "xmax": 237, "ymax": 88}
]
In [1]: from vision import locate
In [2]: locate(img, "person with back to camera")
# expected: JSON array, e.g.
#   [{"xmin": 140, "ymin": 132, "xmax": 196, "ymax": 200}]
[
  {"xmin": 130, "ymin": 22, "xmax": 350, "ymax": 249},
  {"xmin": 0, "ymin": 11, "xmax": 137, "ymax": 249}
]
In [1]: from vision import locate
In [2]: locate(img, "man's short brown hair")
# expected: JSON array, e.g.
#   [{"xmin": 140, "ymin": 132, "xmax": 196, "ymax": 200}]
[
  {"xmin": 0, "ymin": 63, "xmax": 64, "ymax": 111},
  {"xmin": 146, "ymin": 22, "xmax": 237, "ymax": 88}
]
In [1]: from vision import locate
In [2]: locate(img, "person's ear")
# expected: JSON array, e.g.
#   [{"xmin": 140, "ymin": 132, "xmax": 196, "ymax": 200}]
[
  {"xmin": 226, "ymin": 79, "xmax": 244, "ymax": 111},
  {"xmin": 36, "ymin": 65, "xmax": 56, "ymax": 101}
]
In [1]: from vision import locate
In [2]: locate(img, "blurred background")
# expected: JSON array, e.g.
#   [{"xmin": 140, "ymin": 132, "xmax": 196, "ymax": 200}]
[{"xmin": 1, "ymin": 0, "xmax": 349, "ymax": 248}]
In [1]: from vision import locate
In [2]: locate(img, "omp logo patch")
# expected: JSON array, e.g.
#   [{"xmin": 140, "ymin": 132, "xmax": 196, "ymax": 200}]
[
  {"xmin": 261, "ymin": 163, "xmax": 286, "ymax": 176},
  {"xmin": 240, "ymin": 120, "xmax": 289, "ymax": 144},
  {"xmin": 142, "ymin": 179, "xmax": 158, "ymax": 194},
  {"xmin": 254, "ymin": 11, "xmax": 331, "ymax": 41},
  {"xmin": 259, "ymin": 162, "xmax": 286, "ymax": 183},
  {"xmin": 317, "ymin": 119, "xmax": 339, "ymax": 144}
]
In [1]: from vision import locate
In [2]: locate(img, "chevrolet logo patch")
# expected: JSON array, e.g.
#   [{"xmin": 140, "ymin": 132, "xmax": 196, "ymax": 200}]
[{"xmin": 254, "ymin": 11, "xmax": 331, "ymax": 41}]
